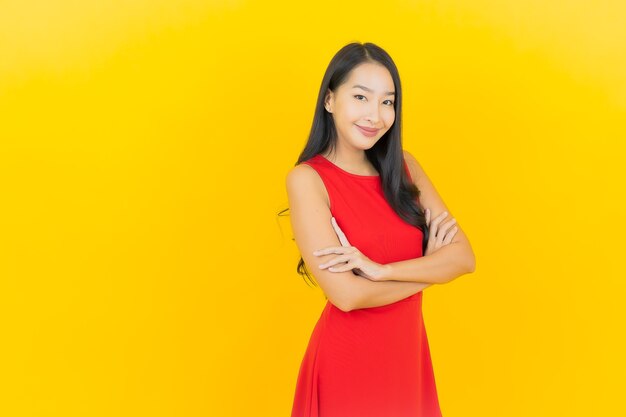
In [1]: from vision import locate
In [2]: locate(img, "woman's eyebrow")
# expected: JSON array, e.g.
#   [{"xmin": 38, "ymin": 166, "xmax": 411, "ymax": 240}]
[{"xmin": 351, "ymin": 84, "xmax": 395, "ymax": 96}]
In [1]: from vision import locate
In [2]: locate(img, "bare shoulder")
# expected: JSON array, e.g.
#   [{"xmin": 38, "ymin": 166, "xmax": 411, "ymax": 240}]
[
  {"xmin": 403, "ymin": 149, "xmax": 473, "ymax": 248},
  {"xmin": 286, "ymin": 163, "xmax": 318, "ymax": 186},
  {"xmin": 402, "ymin": 148, "xmax": 450, "ymax": 215},
  {"xmin": 402, "ymin": 149, "xmax": 424, "ymax": 184},
  {"xmin": 285, "ymin": 163, "xmax": 330, "ymax": 209},
  {"xmin": 405, "ymin": 150, "xmax": 476, "ymax": 269},
  {"xmin": 402, "ymin": 149, "xmax": 441, "ymax": 205},
  {"xmin": 284, "ymin": 162, "xmax": 359, "ymax": 311}
]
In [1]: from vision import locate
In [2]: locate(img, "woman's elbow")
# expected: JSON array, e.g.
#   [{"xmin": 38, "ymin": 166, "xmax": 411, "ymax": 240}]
[
  {"xmin": 332, "ymin": 295, "xmax": 356, "ymax": 312},
  {"xmin": 322, "ymin": 276, "xmax": 360, "ymax": 312},
  {"xmin": 467, "ymin": 253, "xmax": 476, "ymax": 273},
  {"xmin": 326, "ymin": 292, "xmax": 357, "ymax": 312},
  {"xmin": 459, "ymin": 244, "xmax": 476, "ymax": 274},
  {"xmin": 459, "ymin": 257, "xmax": 476, "ymax": 278},
  {"xmin": 337, "ymin": 302, "xmax": 354, "ymax": 312},
  {"xmin": 441, "ymin": 256, "xmax": 476, "ymax": 284}
]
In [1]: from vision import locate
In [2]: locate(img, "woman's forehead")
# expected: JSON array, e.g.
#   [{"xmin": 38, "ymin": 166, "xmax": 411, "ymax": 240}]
[{"xmin": 343, "ymin": 64, "xmax": 394, "ymax": 93}]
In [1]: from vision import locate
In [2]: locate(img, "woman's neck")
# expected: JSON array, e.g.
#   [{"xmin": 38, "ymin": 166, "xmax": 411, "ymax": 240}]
[{"xmin": 321, "ymin": 148, "xmax": 377, "ymax": 176}]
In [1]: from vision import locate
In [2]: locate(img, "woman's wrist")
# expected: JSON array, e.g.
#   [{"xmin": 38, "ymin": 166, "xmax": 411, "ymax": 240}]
[{"xmin": 376, "ymin": 263, "xmax": 393, "ymax": 281}]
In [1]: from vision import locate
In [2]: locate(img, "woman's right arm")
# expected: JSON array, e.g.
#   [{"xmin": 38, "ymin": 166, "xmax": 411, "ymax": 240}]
[{"xmin": 286, "ymin": 165, "xmax": 431, "ymax": 312}]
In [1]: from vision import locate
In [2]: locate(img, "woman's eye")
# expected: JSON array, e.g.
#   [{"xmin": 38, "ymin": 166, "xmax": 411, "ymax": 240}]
[{"xmin": 354, "ymin": 95, "xmax": 394, "ymax": 106}]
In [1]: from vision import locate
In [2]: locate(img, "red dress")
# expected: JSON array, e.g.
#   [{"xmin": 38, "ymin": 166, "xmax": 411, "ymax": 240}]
[{"xmin": 290, "ymin": 153, "xmax": 443, "ymax": 417}]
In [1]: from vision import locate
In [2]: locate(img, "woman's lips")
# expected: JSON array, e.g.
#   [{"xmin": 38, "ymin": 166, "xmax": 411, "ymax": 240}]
[{"xmin": 356, "ymin": 125, "xmax": 379, "ymax": 137}]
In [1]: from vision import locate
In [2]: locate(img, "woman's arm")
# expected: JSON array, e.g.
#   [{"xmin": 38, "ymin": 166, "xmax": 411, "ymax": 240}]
[
  {"xmin": 287, "ymin": 164, "xmax": 432, "ymax": 312},
  {"xmin": 345, "ymin": 279, "xmax": 433, "ymax": 310},
  {"xmin": 395, "ymin": 149, "xmax": 476, "ymax": 285},
  {"xmin": 378, "ymin": 239, "xmax": 475, "ymax": 285}
]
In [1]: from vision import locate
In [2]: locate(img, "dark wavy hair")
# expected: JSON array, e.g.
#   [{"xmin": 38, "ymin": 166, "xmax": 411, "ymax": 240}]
[{"xmin": 278, "ymin": 42, "xmax": 429, "ymax": 287}]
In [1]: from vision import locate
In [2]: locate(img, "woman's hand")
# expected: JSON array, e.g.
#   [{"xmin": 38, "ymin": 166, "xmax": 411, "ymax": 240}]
[
  {"xmin": 424, "ymin": 208, "xmax": 458, "ymax": 256},
  {"xmin": 313, "ymin": 217, "xmax": 388, "ymax": 281}
]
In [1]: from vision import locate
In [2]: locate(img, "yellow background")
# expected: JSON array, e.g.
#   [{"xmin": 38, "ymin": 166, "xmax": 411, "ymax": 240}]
[{"xmin": 1, "ymin": 1, "xmax": 625, "ymax": 416}]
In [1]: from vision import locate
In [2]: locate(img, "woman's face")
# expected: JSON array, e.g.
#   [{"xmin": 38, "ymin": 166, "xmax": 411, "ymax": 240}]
[{"xmin": 324, "ymin": 62, "xmax": 396, "ymax": 150}]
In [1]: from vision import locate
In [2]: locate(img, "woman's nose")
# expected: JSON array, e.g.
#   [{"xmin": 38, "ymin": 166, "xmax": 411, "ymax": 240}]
[{"xmin": 365, "ymin": 105, "xmax": 381, "ymax": 123}]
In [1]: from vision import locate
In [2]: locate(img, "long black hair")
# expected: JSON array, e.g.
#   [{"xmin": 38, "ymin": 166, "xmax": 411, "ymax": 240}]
[{"xmin": 278, "ymin": 42, "xmax": 429, "ymax": 287}]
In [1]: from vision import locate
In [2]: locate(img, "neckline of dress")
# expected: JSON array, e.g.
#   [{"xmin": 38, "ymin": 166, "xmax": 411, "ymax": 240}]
[{"xmin": 317, "ymin": 154, "xmax": 380, "ymax": 179}]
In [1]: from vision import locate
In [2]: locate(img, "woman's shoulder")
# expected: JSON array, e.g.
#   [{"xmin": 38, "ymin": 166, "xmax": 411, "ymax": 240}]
[
  {"xmin": 402, "ymin": 149, "xmax": 423, "ymax": 184},
  {"xmin": 286, "ymin": 161, "xmax": 322, "ymax": 184},
  {"xmin": 285, "ymin": 162, "xmax": 330, "ymax": 209},
  {"xmin": 286, "ymin": 157, "xmax": 328, "ymax": 195}
]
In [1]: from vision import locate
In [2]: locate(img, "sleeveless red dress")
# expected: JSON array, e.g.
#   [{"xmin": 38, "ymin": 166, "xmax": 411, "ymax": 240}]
[{"xmin": 290, "ymin": 153, "xmax": 442, "ymax": 417}]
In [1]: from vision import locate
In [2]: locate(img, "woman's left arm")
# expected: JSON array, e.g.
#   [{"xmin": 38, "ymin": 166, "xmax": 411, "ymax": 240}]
[
  {"xmin": 381, "ymin": 240, "xmax": 475, "ymax": 284},
  {"xmin": 317, "ymin": 150, "xmax": 476, "ymax": 287},
  {"xmin": 388, "ymin": 150, "xmax": 476, "ymax": 284}
]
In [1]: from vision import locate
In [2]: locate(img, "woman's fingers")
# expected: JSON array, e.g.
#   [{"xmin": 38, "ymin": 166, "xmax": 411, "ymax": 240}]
[
  {"xmin": 428, "ymin": 211, "xmax": 450, "ymax": 242},
  {"xmin": 431, "ymin": 211, "xmax": 450, "ymax": 229},
  {"xmin": 434, "ymin": 218, "xmax": 457, "ymax": 246},
  {"xmin": 326, "ymin": 263, "xmax": 354, "ymax": 273},
  {"xmin": 437, "ymin": 218, "xmax": 457, "ymax": 240},
  {"xmin": 441, "ymin": 226, "xmax": 458, "ymax": 245},
  {"xmin": 313, "ymin": 246, "xmax": 351, "ymax": 255},
  {"xmin": 318, "ymin": 254, "xmax": 352, "ymax": 269},
  {"xmin": 331, "ymin": 217, "xmax": 351, "ymax": 247},
  {"xmin": 425, "ymin": 210, "xmax": 459, "ymax": 253}
]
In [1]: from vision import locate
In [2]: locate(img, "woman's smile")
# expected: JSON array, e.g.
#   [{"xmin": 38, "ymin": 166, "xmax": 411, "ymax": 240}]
[{"xmin": 355, "ymin": 124, "xmax": 380, "ymax": 137}]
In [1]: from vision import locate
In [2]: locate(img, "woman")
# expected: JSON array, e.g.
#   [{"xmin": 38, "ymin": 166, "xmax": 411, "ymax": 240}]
[{"xmin": 285, "ymin": 42, "xmax": 476, "ymax": 417}]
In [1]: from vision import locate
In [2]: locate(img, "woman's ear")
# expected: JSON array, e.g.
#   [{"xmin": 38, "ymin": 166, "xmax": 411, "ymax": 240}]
[{"xmin": 324, "ymin": 89, "xmax": 334, "ymax": 113}]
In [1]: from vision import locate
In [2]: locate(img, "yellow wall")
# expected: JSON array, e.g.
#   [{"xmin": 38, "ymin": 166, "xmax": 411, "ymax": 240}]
[{"xmin": 1, "ymin": 1, "xmax": 624, "ymax": 416}]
